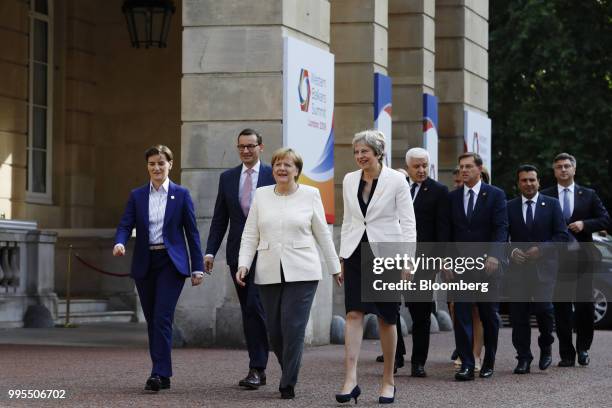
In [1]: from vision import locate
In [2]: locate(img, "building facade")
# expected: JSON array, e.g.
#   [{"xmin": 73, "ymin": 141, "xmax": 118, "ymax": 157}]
[{"xmin": 0, "ymin": 0, "xmax": 489, "ymax": 344}]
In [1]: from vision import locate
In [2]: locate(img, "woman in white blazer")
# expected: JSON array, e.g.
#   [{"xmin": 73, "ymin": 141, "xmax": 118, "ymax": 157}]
[
  {"xmin": 336, "ymin": 130, "xmax": 416, "ymax": 404},
  {"xmin": 237, "ymin": 147, "xmax": 341, "ymax": 400}
]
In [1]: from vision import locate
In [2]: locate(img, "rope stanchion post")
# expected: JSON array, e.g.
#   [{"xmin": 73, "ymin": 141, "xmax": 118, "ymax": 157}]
[{"xmin": 63, "ymin": 245, "xmax": 77, "ymax": 328}]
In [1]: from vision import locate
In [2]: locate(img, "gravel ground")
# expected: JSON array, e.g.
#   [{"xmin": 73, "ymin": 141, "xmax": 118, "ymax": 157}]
[{"xmin": 1, "ymin": 324, "xmax": 611, "ymax": 407}]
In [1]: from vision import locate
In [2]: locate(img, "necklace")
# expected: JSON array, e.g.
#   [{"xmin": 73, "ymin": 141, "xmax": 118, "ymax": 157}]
[{"xmin": 274, "ymin": 184, "xmax": 299, "ymax": 196}]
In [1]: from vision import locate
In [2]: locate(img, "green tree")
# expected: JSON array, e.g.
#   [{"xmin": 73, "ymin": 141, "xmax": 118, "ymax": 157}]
[{"xmin": 490, "ymin": 0, "xmax": 612, "ymax": 214}]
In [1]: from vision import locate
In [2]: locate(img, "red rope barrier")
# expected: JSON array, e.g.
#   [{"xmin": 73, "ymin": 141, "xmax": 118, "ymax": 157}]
[{"xmin": 74, "ymin": 253, "xmax": 130, "ymax": 277}]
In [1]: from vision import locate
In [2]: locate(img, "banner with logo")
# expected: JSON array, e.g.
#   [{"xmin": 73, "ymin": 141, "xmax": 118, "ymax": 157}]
[
  {"xmin": 374, "ymin": 73, "xmax": 392, "ymax": 167},
  {"xmin": 283, "ymin": 36, "xmax": 335, "ymax": 223},
  {"xmin": 464, "ymin": 110, "xmax": 492, "ymax": 180},
  {"xmin": 423, "ymin": 93, "xmax": 439, "ymax": 180}
]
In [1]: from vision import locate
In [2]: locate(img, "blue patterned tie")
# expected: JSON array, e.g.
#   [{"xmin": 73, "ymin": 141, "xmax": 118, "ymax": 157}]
[
  {"xmin": 410, "ymin": 183, "xmax": 418, "ymax": 201},
  {"xmin": 562, "ymin": 188, "xmax": 571, "ymax": 222},
  {"xmin": 466, "ymin": 189, "xmax": 475, "ymax": 221},
  {"xmin": 526, "ymin": 200, "xmax": 534, "ymax": 231}
]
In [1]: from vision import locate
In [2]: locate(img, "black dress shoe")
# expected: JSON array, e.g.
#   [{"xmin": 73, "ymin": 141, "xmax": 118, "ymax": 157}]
[
  {"xmin": 239, "ymin": 369, "xmax": 265, "ymax": 389},
  {"xmin": 513, "ymin": 360, "xmax": 531, "ymax": 374},
  {"xmin": 160, "ymin": 376, "xmax": 171, "ymax": 389},
  {"xmin": 479, "ymin": 366, "xmax": 494, "ymax": 378},
  {"xmin": 335, "ymin": 385, "xmax": 361, "ymax": 404},
  {"xmin": 376, "ymin": 354, "xmax": 384, "ymax": 363},
  {"xmin": 280, "ymin": 385, "xmax": 295, "ymax": 399},
  {"xmin": 558, "ymin": 358, "xmax": 575, "ymax": 367},
  {"xmin": 145, "ymin": 375, "xmax": 161, "ymax": 392},
  {"xmin": 577, "ymin": 350, "xmax": 590, "ymax": 366},
  {"xmin": 411, "ymin": 363, "xmax": 427, "ymax": 378},
  {"xmin": 539, "ymin": 350, "xmax": 552, "ymax": 370},
  {"xmin": 455, "ymin": 367, "xmax": 475, "ymax": 381}
]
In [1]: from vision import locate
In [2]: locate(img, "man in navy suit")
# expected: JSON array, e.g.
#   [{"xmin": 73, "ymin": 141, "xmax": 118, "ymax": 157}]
[
  {"xmin": 205, "ymin": 129, "xmax": 275, "ymax": 388},
  {"xmin": 383, "ymin": 148, "xmax": 450, "ymax": 377},
  {"xmin": 448, "ymin": 152, "xmax": 508, "ymax": 381},
  {"xmin": 506, "ymin": 165, "xmax": 569, "ymax": 375},
  {"xmin": 541, "ymin": 153, "xmax": 610, "ymax": 367}
]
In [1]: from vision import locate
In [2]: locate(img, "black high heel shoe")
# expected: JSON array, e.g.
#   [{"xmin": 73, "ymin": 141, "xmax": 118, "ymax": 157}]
[
  {"xmin": 378, "ymin": 386, "xmax": 396, "ymax": 404},
  {"xmin": 335, "ymin": 385, "xmax": 361, "ymax": 404}
]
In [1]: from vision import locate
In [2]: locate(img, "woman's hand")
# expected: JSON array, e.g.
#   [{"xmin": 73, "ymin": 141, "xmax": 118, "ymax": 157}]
[
  {"xmin": 113, "ymin": 244, "xmax": 125, "ymax": 256},
  {"xmin": 235, "ymin": 266, "xmax": 249, "ymax": 287},
  {"xmin": 333, "ymin": 272, "xmax": 343, "ymax": 287}
]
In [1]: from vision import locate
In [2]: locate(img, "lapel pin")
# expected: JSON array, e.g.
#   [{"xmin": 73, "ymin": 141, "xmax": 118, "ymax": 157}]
[
  {"xmin": 482, "ymin": 192, "xmax": 487, "ymax": 197},
  {"xmin": 578, "ymin": 190, "xmax": 583, "ymax": 195},
  {"xmin": 170, "ymin": 195, "xmax": 175, "ymax": 200},
  {"xmin": 423, "ymin": 187, "xmax": 429, "ymax": 191},
  {"xmin": 541, "ymin": 202, "xmax": 546, "ymax": 206}
]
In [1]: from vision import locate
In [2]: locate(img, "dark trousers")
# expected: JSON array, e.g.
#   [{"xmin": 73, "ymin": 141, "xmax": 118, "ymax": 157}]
[
  {"xmin": 135, "ymin": 250, "xmax": 185, "ymax": 378},
  {"xmin": 258, "ymin": 279, "xmax": 318, "ymax": 389},
  {"xmin": 454, "ymin": 302, "xmax": 499, "ymax": 369},
  {"xmin": 395, "ymin": 302, "xmax": 432, "ymax": 365},
  {"xmin": 509, "ymin": 302, "xmax": 554, "ymax": 361},
  {"xmin": 230, "ymin": 262, "xmax": 269, "ymax": 370},
  {"xmin": 554, "ymin": 257, "xmax": 595, "ymax": 359}
]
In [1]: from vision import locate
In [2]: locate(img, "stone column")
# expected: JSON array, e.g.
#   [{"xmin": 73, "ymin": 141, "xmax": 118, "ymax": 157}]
[
  {"xmin": 63, "ymin": 0, "xmax": 97, "ymax": 227},
  {"xmin": 331, "ymin": 0, "xmax": 388, "ymax": 221},
  {"xmin": 329, "ymin": 0, "xmax": 388, "ymax": 315},
  {"xmin": 180, "ymin": 0, "xmax": 332, "ymax": 346},
  {"xmin": 435, "ymin": 0, "xmax": 489, "ymax": 184},
  {"xmin": 388, "ymin": 0, "xmax": 435, "ymax": 167}
]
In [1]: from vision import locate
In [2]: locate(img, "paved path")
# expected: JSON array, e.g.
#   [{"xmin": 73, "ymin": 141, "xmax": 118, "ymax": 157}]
[{"xmin": 1, "ymin": 324, "xmax": 611, "ymax": 407}]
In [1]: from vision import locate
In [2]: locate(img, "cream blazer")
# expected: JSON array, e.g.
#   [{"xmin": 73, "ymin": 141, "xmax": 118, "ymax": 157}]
[
  {"xmin": 238, "ymin": 185, "xmax": 341, "ymax": 285},
  {"xmin": 340, "ymin": 166, "xmax": 417, "ymax": 259}
]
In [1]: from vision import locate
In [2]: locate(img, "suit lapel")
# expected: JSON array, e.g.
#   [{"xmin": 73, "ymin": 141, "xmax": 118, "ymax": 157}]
[
  {"xmin": 512, "ymin": 198, "xmax": 526, "ymax": 229},
  {"xmin": 366, "ymin": 167, "xmax": 389, "ymax": 213},
  {"xmin": 256, "ymin": 164, "xmax": 267, "ymax": 188},
  {"xmin": 139, "ymin": 185, "xmax": 150, "ymax": 241},
  {"xmin": 163, "ymin": 181, "xmax": 177, "ymax": 230},
  {"xmin": 572, "ymin": 184, "xmax": 583, "ymax": 220},
  {"xmin": 229, "ymin": 165, "xmax": 242, "ymax": 214},
  {"xmin": 470, "ymin": 183, "xmax": 489, "ymax": 221}
]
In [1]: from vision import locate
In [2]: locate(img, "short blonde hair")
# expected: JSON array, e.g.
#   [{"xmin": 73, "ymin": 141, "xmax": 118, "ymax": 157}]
[
  {"xmin": 352, "ymin": 129, "xmax": 386, "ymax": 163},
  {"xmin": 271, "ymin": 147, "xmax": 303, "ymax": 181}
]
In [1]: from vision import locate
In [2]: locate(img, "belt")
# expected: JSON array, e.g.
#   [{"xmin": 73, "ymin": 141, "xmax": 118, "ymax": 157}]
[{"xmin": 149, "ymin": 244, "xmax": 166, "ymax": 251}]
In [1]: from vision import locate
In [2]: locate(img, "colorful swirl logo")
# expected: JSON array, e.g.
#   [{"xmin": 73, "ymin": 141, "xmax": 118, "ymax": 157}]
[{"xmin": 298, "ymin": 69, "xmax": 311, "ymax": 112}]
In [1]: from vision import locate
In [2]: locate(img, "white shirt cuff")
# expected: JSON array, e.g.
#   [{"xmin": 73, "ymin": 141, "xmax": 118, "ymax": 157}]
[{"xmin": 192, "ymin": 271, "xmax": 205, "ymax": 278}]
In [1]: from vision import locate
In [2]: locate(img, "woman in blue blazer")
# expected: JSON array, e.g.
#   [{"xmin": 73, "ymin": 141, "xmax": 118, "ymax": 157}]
[{"xmin": 113, "ymin": 145, "xmax": 204, "ymax": 392}]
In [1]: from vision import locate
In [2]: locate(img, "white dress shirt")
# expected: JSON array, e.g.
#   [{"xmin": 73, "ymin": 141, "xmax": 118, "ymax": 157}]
[
  {"xmin": 149, "ymin": 178, "xmax": 170, "ymax": 245},
  {"xmin": 557, "ymin": 183, "xmax": 575, "ymax": 216},
  {"xmin": 521, "ymin": 192, "xmax": 539, "ymax": 223},
  {"xmin": 463, "ymin": 180, "xmax": 482, "ymax": 215},
  {"xmin": 408, "ymin": 178, "xmax": 421, "ymax": 200}
]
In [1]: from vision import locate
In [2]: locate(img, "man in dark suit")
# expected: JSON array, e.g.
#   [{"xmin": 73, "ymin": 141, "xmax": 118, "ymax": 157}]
[
  {"xmin": 506, "ymin": 165, "xmax": 569, "ymax": 374},
  {"xmin": 541, "ymin": 152, "xmax": 610, "ymax": 367},
  {"xmin": 205, "ymin": 129, "xmax": 275, "ymax": 388},
  {"xmin": 387, "ymin": 148, "xmax": 450, "ymax": 377},
  {"xmin": 448, "ymin": 152, "xmax": 508, "ymax": 381}
]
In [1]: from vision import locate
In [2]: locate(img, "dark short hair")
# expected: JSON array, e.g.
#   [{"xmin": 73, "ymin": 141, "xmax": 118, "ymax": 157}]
[
  {"xmin": 271, "ymin": 148, "xmax": 303, "ymax": 181},
  {"xmin": 458, "ymin": 152, "xmax": 483, "ymax": 166},
  {"xmin": 145, "ymin": 145, "xmax": 173, "ymax": 161},
  {"xmin": 516, "ymin": 164, "xmax": 539, "ymax": 179},
  {"xmin": 553, "ymin": 152, "xmax": 576, "ymax": 167},
  {"xmin": 237, "ymin": 128, "xmax": 262, "ymax": 145}
]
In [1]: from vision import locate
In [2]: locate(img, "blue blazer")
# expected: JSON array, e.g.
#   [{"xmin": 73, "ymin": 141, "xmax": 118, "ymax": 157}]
[
  {"xmin": 507, "ymin": 194, "xmax": 569, "ymax": 282},
  {"xmin": 205, "ymin": 163, "xmax": 275, "ymax": 266},
  {"xmin": 115, "ymin": 181, "xmax": 204, "ymax": 279},
  {"xmin": 449, "ymin": 182, "xmax": 509, "ymax": 263},
  {"xmin": 540, "ymin": 184, "xmax": 610, "ymax": 243}
]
